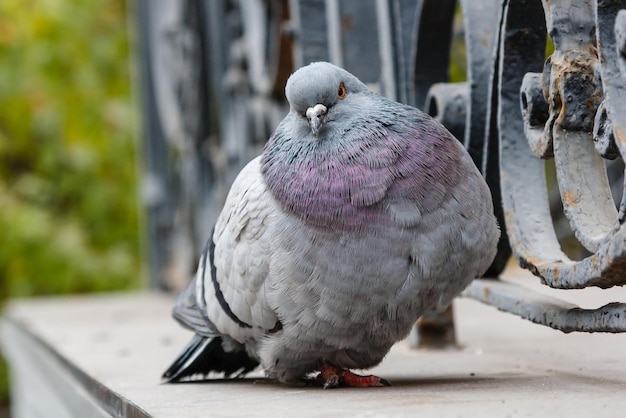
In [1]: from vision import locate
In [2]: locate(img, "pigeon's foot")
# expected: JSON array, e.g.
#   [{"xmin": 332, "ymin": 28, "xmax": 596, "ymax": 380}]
[{"xmin": 317, "ymin": 362, "xmax": 391, "ymax": 389}]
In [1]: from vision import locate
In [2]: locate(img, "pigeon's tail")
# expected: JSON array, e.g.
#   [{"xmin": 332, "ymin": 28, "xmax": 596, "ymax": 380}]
[{"xmin": 162, "ymin": 335, "xmax": 259, "ymax": 383}]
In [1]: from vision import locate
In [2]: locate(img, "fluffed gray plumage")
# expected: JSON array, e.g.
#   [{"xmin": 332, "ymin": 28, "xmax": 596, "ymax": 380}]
[{"xmin": 163, "ymin": 62, "xmax": 499, "ymax": 388}]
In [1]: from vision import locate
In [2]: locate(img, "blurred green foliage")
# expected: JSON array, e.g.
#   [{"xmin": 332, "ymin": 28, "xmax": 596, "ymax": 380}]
[
  {"xmin": 0, "ymin": 0, "xmax": 141, "ymax": 407},
  {"xmin": 449, "ymin": 4, "xmax": 467, "ymax": 84}
]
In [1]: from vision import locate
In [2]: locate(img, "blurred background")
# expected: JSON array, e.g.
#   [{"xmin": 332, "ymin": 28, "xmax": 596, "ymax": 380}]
[{"xmin": 0, "ymin": 0, "xmax": 141, "ymax": 413}]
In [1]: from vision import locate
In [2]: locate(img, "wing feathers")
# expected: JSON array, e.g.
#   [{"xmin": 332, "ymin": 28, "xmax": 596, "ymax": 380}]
[{"xmin": 208, "ymin": 157, "xmax": 279, "ymax": 337}]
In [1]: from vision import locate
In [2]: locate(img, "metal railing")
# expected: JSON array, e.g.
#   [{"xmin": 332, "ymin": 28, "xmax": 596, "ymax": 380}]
[{"xmin": 137, "ymin": 0, "xmax": 626, "ymax": 335}]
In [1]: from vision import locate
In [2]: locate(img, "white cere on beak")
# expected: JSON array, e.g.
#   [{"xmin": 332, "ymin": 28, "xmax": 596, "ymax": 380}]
[{"xmin": 306, "ymin": 104, "xmax": 328, "ymax": 136}]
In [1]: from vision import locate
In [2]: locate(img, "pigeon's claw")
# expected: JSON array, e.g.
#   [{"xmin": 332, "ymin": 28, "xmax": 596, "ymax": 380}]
[{"xmin": 317, "ymin": 362, "xmax": 391, "ymax": 389}]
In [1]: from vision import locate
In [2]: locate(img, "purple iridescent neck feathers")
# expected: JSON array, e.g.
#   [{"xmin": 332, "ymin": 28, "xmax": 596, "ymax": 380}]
[{"xmin": 261, "ymin": 63, "xmax": 461, "ymax": 229}]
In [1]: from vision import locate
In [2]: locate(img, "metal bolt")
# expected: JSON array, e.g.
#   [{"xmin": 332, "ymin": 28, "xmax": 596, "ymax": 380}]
[
  {"xmin": 593, "ymin": 100, "xmax": 620, "ymax": 160},
  {"xmin": 424, "ymin": 82, "xmax": 469, "ymax": 143},
  {"xmin": 521, "ymin": 72, "xmax": 552, "ymax": 158},
  {"xmin": 521, "ymin": 72, "xmax": 549, "ymax": 127}
]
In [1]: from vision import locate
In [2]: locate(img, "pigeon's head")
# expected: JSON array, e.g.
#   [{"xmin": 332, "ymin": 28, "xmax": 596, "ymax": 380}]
[{"xmin": 285, "ymin": 62, "xmax": 369, "ymax": 137}]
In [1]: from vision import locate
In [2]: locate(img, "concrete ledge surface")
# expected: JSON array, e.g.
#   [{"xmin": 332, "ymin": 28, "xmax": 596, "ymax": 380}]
[{"xmin": 2, "ymin": 267, "xmax": 626, "ymax": 417}]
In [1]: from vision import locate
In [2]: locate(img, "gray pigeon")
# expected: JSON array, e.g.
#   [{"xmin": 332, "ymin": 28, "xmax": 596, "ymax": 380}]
[{"xmin": 163, "ymin": 62, "xmax": 499, "ymax": 388}]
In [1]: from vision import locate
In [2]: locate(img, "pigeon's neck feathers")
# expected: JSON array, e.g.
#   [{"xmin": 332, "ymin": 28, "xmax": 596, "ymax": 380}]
[{"xmin": 260, "ymin": 102, "xmax": 461, "ymax": 230}]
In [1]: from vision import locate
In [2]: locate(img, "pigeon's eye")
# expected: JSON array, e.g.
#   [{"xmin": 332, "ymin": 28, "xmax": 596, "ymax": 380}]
[{"xmin": 337, "ymin": 83, "xmax": 347, "ymax": 99}]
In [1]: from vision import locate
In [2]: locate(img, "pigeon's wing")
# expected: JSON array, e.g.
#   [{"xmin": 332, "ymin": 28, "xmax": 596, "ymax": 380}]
[
  {"xmin": 190, "ymin": 156, "xmax": 280, "ymax": 342},
  {"xmin": 166, "ymin": 157, "xmax": 277, "ymax": 382},
  {"xmin": 171, "ymin": 274, "xmax": 218, "ymax": 337}
]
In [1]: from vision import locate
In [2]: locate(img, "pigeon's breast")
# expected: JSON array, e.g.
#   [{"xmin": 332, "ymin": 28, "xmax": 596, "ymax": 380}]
[
  {"xmin": 267, "ymin": 213, "xmax": 427, "ymax": 342},
  {"xmin": 263, "ymin": 157, "xmax": 392, "ymax": 229}
]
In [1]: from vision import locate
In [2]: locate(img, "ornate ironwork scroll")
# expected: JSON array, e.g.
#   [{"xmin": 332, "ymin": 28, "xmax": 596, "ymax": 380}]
[
  {"xmin": 465, "ymin": 0, "xmax": 626, "ymax": 332},
  {"xmin": 138, "ymin": 0, "xmax": 290, "ymax": 290},
  {"xmin": 499, "ymin": 0, "xmax": 626, "ymax": 289}
]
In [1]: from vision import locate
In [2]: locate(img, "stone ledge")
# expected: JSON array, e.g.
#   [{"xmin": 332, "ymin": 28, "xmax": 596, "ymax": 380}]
[
  {"xmin": 2, "ymin": 269, "xmax": 626, "ymax": 417},
  {"xmin": 1, "ymin": 316, "xmax": 149, "ymax": 418}
]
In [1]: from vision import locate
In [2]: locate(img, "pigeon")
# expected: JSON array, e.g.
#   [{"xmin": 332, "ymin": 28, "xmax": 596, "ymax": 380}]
[{"xmin": 162, "ymin": 61, "xmax": 499, "ymax": 388}]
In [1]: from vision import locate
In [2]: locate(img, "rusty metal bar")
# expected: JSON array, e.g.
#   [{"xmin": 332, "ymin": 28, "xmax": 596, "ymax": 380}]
[
  {"xmin": 543, "ymin": 0, "xmax": 617, "ymax": 252},
  {"xmin": 498, "ymin": 0, "xmax": 626, "ymax": 290},
  {"xmin": 464, "ymin": 279, "xmax": 626, "ymax": 333}
]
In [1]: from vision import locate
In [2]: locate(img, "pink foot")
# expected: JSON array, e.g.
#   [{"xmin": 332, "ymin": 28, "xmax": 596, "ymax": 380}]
[{"xmin": 317, "ymin": 362, "xmax": 391, "ymax": 389}]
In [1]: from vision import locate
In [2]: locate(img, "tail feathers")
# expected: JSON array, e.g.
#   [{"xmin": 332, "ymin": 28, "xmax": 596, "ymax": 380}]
[
  {"xmin": 172, "ymin": 275, "xmax": 217, "ymax": 337},
  {"xmin": 162, "ymin": 335, "xmax": 259, "ymax": 383}
]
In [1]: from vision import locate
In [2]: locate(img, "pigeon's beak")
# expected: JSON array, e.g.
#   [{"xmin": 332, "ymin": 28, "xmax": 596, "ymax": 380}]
[{"xmin": 306, "ymin": 104, "xmax": 327, "ymax": 136}]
